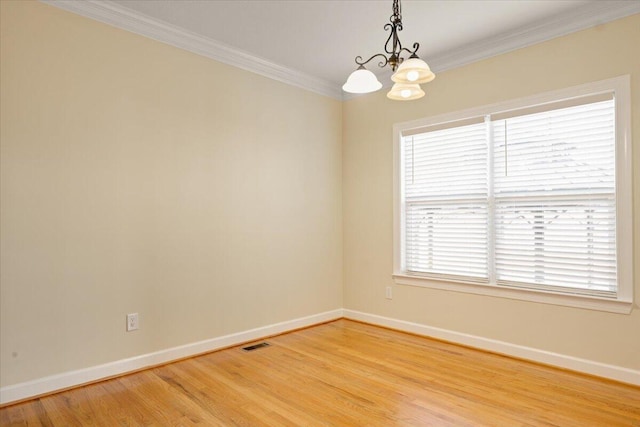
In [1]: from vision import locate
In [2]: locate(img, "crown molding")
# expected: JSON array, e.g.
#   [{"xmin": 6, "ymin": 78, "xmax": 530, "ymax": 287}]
[
  {"xmin": 42, "ymin": 1, "xmax": 639, "ymax": 102},
  {"xmin": 40, "ymin": 0, "xmax": 343, "ymax": 100},
  {"xmin": 428, "ymin": 1, "xmax": 640, "ymax": 74}
]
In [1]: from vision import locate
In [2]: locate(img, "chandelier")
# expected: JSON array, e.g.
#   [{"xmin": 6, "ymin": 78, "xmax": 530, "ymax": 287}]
[{"xmin": 342, "ymin": 0, "xmax": 435, "ymax": 100}]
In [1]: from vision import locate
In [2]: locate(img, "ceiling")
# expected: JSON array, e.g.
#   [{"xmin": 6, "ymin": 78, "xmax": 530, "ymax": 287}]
[{"xmin": 46, "ymin": 0, "xmax": 640, "ymax": 99}]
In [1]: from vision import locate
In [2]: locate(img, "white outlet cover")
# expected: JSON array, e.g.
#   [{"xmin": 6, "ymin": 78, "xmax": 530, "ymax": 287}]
[{"xmin": 127, "ymin": 313, "xmax": 139, "ymax": 331}]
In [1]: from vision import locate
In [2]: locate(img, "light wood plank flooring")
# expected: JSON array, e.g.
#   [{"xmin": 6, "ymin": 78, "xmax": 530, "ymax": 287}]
[{"xmin": 2, "ymin": 319, "xmax": 639, "ymax": 426}]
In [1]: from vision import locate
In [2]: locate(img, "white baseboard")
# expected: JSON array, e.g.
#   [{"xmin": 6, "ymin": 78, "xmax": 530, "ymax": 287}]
[
  {"xmin": 3, "ymin": 307, "xmax": 637, "ymax": 405},
  {"xmin": 0, "ymin": 309, "xmax": 344, "ymax": 405},
  {"xmin": 343, "ymin": 309, "xmax": 640, "ymax": 386}
]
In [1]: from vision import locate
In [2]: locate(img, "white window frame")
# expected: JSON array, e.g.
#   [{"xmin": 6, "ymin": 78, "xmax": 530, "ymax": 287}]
[{"xmin": 392, "ymin": 76, "xmax": 633, "ymax": 314}]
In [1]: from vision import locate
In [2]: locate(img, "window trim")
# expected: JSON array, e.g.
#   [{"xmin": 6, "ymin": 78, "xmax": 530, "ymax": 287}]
[{"xmin": 392, "ymin": 76, "xmax": 633, "ymax": 314}]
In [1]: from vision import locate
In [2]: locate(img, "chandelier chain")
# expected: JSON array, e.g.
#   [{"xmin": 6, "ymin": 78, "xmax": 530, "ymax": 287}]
[{"xmin": 392, "ymin": 0, "xmax": 401, "ymax": 24}]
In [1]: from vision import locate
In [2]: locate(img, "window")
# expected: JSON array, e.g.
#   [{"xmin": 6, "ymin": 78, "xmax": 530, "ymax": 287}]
[{"xmin": 393, "ymin": 76, "xmax": 632, "ymax": 313}]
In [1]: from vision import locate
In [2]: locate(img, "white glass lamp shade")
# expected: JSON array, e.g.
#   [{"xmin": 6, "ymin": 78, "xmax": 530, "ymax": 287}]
[
  {"xmin": 342, "ymin": 66, "xmax": 383, "ymax": 94},
  {"xmin": 391, "ymin": 57, "xmax": 435, "ymax": 84},
  {"xmin": 387, "ymin": 83, "xmax": 425, "ymax": 101}
]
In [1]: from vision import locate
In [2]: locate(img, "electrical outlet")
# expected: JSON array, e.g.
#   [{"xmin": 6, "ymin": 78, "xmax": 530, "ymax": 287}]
[
  {"xmin": 126, "ymin": 313, "xmax": 139, "ymax": 332},
  {"xmin": 385, "ymin": 286, "xmax": 392, "ymax": 299}
]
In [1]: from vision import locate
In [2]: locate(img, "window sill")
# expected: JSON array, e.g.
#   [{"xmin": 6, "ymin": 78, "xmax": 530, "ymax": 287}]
[{"xmin": 392, "ymin": 273, "xmax": 633, "ymax": 314}]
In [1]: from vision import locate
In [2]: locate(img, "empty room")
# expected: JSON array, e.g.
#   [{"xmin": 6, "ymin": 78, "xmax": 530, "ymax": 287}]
[{"xmin": 1, "ymin": 0, "xmax": 639, "ymax": 425}]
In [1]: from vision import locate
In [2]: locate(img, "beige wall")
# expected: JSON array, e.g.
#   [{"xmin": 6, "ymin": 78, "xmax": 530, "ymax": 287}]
[
  {"xmin": 1, "ymin": 0, "xmax": 638, "ymax": 391},
  {"xmin": 343, "ymin": 14, "xmax": 640, "ymax": 370},
  {"xmin": 0, "ymin": 1, "xmax": 342, "ymax": 386}
]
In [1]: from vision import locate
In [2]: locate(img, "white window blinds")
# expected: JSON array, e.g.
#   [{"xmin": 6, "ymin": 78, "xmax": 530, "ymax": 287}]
[
  {"xmin": 492, "ymin": 100, "xmax": 616, "ymax": 296},
  {"xmin": 404, "ymin": 122, "xmax": 488, "ymax": 281},
  {"xmin": 401, "ymin": 97, "xmax": 618, "ymax": 297}
]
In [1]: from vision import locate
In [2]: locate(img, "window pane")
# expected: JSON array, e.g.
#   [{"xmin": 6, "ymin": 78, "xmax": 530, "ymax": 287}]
[
  {"xmin": 493, "ymin": 100, "xmax": 615, "ymax": 197},
  {"xmin": 495, "ymin": 198, "xmax": 617, "ymax": 295},
  {"xmin": 406, "ymin": 202, "xmax": 488, "ymax": 281},
  {"xmin": 405, "ymin": 122, "xmax": 487, "ymax": 200}
]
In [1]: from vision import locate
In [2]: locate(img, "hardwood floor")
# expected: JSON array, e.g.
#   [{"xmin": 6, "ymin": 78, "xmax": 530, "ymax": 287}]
[{"xmin": 2, "ymin": 319, "xmax": 639, "ymax": 426}]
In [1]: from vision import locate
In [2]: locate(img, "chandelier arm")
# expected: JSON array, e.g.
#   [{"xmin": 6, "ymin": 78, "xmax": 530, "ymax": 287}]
[
  {"xmin": 355, "ymin": 53, "xmax": 390, "ymax": 69},
  {"xmin": 399, "ymin": 45, "xmax": 418, "ymax": 57}
]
